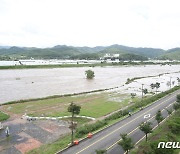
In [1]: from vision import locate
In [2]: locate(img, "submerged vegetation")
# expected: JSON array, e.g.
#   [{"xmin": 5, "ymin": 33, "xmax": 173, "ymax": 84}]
[
  {"xmin": 75, "ymin": 86, "xmax": 180, "ymax": 138},
  {"xmin": 85, "ymin": 69, "xmax": 95, "ymax": 79}
]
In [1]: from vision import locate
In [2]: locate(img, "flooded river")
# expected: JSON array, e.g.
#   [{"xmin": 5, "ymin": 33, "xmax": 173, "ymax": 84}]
[{"xmin": 0, "ymin": 65, "xmax": 180, "ymax": 104}]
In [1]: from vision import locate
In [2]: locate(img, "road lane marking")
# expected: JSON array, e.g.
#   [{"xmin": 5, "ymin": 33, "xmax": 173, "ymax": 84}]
[
  {"xmin": 144, "ymin": 114, "xmax": 151, "ymax": 119},
  {"xmin": 106, "ymin": 103, "xmax": 174, "ymax": 151},
  {"xmin": 76, "ymin": 95, "xmax": 176, "ymax": 154},
  {"xmin": 134, "ymin": 110, "xmax": 175, "ymax": 146},
  {"xmin": 122, "ymin": 110, "xmax": 176, "ymax": 154},
  {"xmin": 106, "ymin": 113, "xmax": 156, "ymax": 150}
]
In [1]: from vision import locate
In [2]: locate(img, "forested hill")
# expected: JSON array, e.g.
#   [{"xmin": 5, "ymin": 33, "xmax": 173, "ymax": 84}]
[
  {"xmin": 159, "ymin": 48, "xmax": 180, "ymax": 60},
  {"xmin": 0, "ymin": 44, "xmax": 179, "ymax": 60}
]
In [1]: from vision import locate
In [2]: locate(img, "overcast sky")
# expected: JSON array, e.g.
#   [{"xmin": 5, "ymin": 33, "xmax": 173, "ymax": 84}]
[{"xmin": 0, "ymin": 0, "xmax": 180, "ymax": 49}]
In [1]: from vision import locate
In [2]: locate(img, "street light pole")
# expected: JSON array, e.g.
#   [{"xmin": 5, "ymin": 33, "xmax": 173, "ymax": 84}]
[
  {"xmin": 141, "ymin": 84, "xmax": 144, "ymax": 103},
  {"xmin": 170, "ymin": 77, "xmax": 172, "ymax": 89}
]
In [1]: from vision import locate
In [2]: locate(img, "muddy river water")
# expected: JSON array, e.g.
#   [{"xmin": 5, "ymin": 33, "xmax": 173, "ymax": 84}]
[{"xmin": 0, "ymin": 65, "xmax": 180, "ymax": 104}]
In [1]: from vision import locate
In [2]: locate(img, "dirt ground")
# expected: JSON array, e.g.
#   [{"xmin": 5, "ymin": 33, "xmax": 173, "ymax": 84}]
[{"xmin": 0, "ymin": 116, "xmax": 71, "ymax": 154}]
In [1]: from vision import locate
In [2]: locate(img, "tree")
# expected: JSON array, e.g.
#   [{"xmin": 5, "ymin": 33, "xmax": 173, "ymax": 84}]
[
  {"xmin": 150, "ymin": 82, "xmax": 160, "ymax": 94},
  {"xmin": 85, "ymin": 70, "xmax": 95, "ymax": 79},
  {"xmin": 173, "ymin": 94, "xmax": 180, "ymax": 110},
  {"xmin": 154, "ymin": 82, "xmax": 160, "ymax": 94},
  {"xmin": 118, "ymin": 134, "xmax": 134, "ymax": 154},
  {"xmin": 126, "ymin": 78, "xmax": 131, "ymax": 84},
  {"xmin": 130, "ymin": 93, "xmax": 136, "ymax": 99},
  {"xmin": 150, "ymin": 83, "xmax": 155, "ymax": 90},
  {"xmin": 68, "ymin": 102, "xmax": 81, "ymax": 144},
  {"xmin": 166, "ymin": 81, "xmax": 171, "ymax": 87},
  {"xmin": 96, "ymin": 149, "xmax": 107, "ymax": 154},
  {"xmin": 177, "ymin": 77, "xmax": 180, "ymax": 86},
  {"xmin": 143, "ymin": 88, "xmax": 148, "ymax": 95},
  {"xmin": 150, "ymin": 83, "xmax": 155, "ymax": 93},
  {"xmin": 155, "ymin": 110, "xmax": 164, "ymax": 126},
  {"xmin": 166, "ymin": 109, "xmax": 172, "ymax": 115},
  {"xmin": 139, "ymin": 122, "xmax": 153, "ymax": 141},
  {"xmin": 177, "ymin": 94, "xmax": 180, "ymax": 103},
  {"xmin": 173, "ymin": 102, "xmax": 180, "ymax": 110}
]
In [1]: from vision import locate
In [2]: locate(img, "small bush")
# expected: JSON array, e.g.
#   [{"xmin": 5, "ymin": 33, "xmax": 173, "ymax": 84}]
[
  {"xmin": 0, "ymin": 111, "xmax": 10, "ymax": 121},
  {"xmin": 96, "ymin": 149, "xmax": 107, "ymax": 154},
  {"xmin": 168, "ymin": 117, "xmax": 180, "ymax": 134},
  {"xmin": 173, "ymin": 103, "xmax": 180, "ymax": 110},
  {"xmin": 76, "ymin": 120, "xmax": 107, "ymax": 138},
  {"xmin": 177, "ymin": 94, "xmax": 180, "ymax": 102},
  {"xmin": 150, "ymin": 139, "xmax": 175, "ymax": 154}
]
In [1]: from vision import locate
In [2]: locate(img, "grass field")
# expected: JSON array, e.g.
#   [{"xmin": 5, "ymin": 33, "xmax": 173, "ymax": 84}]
[
  {"xmin": 27, "ymin": 134, "xmax": 71, "ymax": 154},
  {"xmin": 2, "ymin": 92, "xmax": 134, "ymax": 118},
  {"xmin": 0, "ymin": 111, "xmax": 10, "ymax": 121},
  {"xmin": 26, "ymin": 87, "xmax": 180, "ymax": 154}
]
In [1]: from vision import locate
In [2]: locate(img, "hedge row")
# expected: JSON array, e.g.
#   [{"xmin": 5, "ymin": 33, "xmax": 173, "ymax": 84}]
[
  {"xmin": 75, "ymin": 86, "xmax": 180, "ymax": 138},
  {"xmin": 76, "ymin": 120, "xmax": 108, "ymax": 138}
]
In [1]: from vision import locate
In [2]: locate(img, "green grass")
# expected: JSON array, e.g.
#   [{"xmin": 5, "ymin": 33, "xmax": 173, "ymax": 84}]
[
  {"xmin": 62, "ymin": 117, "xmax": 91, "ymax": 127},
  {"xmin": 27, "ymin": 88, "xmax": 180, "ymax": 154},
  {"xmin": 0, "ymin": 111, "xmax": 10, "ymax": 121},
  {"xmin": 28, "ymin": 134, "xmax": 71, "ymax": 154},
  {"xmin": 27, "ymin": 112, "xmax": 129, "ymax": 154},
  {"xmin": 3, "ymin": 93, "xmax": 132, "ymax": 118}
]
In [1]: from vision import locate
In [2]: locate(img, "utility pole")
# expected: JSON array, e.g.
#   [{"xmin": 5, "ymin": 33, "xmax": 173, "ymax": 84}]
[
  {"xmin": 141, "ymin": 84, "xmax": 144, "ymax": 103},
  {"xmin": 170, "ymin": 77, "xmax": 172, "ymax": 89}
]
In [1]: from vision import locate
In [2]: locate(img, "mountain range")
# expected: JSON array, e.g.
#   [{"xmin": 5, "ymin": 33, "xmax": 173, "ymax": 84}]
[{"xmin": 0, "ymin": 44, "xmax": 179, "ymax": 60}]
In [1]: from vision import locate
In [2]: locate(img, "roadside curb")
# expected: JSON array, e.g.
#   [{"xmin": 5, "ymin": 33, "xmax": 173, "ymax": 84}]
[
  {"xmin": 55, "ymin": 89, "xmax": 180, "ymax": 154},
  {"xmin": 22, "ymin": 115, "xmax": 96, "ymax": 121}
]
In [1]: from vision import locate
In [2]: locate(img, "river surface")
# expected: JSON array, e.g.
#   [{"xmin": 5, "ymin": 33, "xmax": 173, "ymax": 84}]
[{"xmin": 0, "ymin": 65, "xmax": 180, "ymax": 104}]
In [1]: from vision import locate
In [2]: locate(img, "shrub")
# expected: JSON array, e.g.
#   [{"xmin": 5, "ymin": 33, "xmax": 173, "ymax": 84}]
[
  {"xmin": 76, "ymin": 86, "xmax": 180, "ymax": 138},
  {"xmin": 177, "ymin": 94, "xmax": 180, "ymax": 102},
  {"xmin": 96, "ymin": 149, "xmax": 107, "ymax": 154},
  {"xmin": 173, "ymin": 103, "xmax": 180, "ymax": 110},
  {"xmin": 168, "ymin": 117, "xmax": 180, "ymax": 134},
  {"xmin": 0, "ymin": 111, "xmax": 10, "ymax": 121},
  {"xmin": 75, "ymin": 120, "xmax": 107, "ymax": 138},
  {"xmin": 150, "ymin": 139, "xmax": 175, "ymax": 154}
]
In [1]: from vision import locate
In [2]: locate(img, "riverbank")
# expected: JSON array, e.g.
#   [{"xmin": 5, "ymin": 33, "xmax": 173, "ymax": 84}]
[{"xmin": 0, "ymin": 61, "xmax": 180, "ymax": 69}]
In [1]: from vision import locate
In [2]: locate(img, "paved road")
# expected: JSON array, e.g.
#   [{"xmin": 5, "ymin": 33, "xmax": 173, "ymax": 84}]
[{"xmin": 60, "ymin": 90, "xmax": 180, "ymax": 154}]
